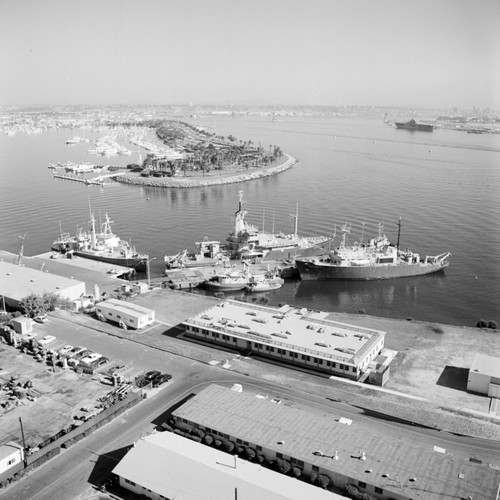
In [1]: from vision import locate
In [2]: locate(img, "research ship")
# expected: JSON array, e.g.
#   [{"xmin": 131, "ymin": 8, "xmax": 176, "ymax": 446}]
[
  {"xmin": 395, "ymin": 119, "xmax": 434, "ymax": 132},
  {"xmin": 164, "ymin": 191, "xmax": 330, "ymax": 270},
  {"xmin": 295, "ymin": 221, "xmax": 450, "ymax": 280},
  {"xmin": 52, "ymin": 213, "xmax": 148, "ymax": 271}
]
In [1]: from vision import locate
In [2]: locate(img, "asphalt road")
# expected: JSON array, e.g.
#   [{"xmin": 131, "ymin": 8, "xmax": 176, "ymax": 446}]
[{"xmin": 2, "ymin": 317, "xmax": 500, "ymax": 499}]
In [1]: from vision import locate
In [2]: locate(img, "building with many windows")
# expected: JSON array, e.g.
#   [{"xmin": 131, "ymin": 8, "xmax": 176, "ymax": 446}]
[
  {"xmin": 183, "ymin": 300, "xmax": 385, "ymax": 380},
  {"xmin": 112, "ymin": 430, "xmax": 339, "ymax": 500},
  {"xmin": 171, "ymin": 385, "xmax": 500, "ymax": 500}
]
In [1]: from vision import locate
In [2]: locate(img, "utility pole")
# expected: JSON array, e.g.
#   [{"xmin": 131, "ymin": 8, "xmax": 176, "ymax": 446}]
[
  {"xmin": 19, "ymin": 417, "xmax": 28, "ymax": 467},
  {"xmin": 144, "ymin": 257, "xmax": 156, "ymax": 289}
]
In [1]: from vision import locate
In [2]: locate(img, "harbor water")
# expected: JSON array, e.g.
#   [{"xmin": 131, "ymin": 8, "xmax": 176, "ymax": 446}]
[{"xmin": 0, "ymin": 115, "xmax": 499, "ymax": 327}]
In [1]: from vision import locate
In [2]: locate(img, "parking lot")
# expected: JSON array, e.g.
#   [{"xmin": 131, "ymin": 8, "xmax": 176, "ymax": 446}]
[{"xmin": 0, "ymin": 315, "xmax": 174, "ymax": 451}]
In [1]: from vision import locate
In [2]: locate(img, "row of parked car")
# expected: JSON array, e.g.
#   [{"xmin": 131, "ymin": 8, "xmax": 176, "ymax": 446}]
[
  {"xmin": 58, "ymin": 345, "xmax": 110, "ymax": 368},
  {"xmin": 136, "ymin": 370, "xmax": 172, "ymax": 388}
]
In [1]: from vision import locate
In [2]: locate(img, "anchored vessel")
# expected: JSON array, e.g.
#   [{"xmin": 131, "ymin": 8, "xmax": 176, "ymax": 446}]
[
  {"xmin": 295, "ymin": 220, "xmax": 450, "ymax": 280},
  {"xmin": 164, "ymin": 191, "xmax": 329, "ymax": 270},
  {"xmin": 395, "ymin": 119, "xmax": 434, "ymax": 132},
  {"xmin": 52, "ymin": 212, "xmax": 148, "ymax": 270}
]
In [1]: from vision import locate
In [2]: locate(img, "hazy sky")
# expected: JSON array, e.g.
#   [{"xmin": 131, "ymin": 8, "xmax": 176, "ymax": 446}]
[{"xmin": 1, "ymin": 0, "xmax": 499, "ymax": 109}]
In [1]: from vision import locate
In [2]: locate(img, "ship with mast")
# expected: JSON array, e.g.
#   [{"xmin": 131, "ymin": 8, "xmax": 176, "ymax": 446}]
[
  {"xmin": 164, "ymin": 191, "xmax": 330, "ymax": 270},
  {"xmin": 52, "ymin": 211, "xmax": 149, "ymax": 271},
  {"xmin": 295, "ymin": 219, "xmax": 450, "ymax": 280}
]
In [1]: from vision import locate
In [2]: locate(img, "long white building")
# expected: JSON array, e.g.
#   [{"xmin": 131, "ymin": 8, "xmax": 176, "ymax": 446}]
[
  {"xmin": 96, "ymin": 298, "xmax": 155, "ymax": 329},
  {"xmin": 183, "ymin": 300, "xmax": 385, "ymax": 380}
]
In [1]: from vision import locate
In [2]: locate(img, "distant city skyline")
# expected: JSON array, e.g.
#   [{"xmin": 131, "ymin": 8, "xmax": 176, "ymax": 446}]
[{"xmin": 1, "ymin": 0, "xmax": 499, "ymax": 109}]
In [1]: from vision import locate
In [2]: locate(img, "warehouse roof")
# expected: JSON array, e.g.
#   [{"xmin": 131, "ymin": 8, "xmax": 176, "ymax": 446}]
[
  {"xmin": 0, "ymin": 260, "xmax": 85, "ymax": 302},
  {"xmin": 184, "ymin": 300, "xmax": 385, "ymax": 365},
  {"xmin": 113, "ymin": 431, "xmax": 339, "ymax": 500},
  {"xmin": 172, "ymin": 385, "xmax": 500, "ymax": 500}
]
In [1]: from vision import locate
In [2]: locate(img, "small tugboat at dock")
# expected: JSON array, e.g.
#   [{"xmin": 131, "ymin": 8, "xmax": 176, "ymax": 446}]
[{"xmin": 295, "ymin": 219, "xmax": 450, "ymax": 280}]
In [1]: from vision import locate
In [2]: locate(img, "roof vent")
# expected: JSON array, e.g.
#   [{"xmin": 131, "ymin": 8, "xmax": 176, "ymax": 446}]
[
  {"xmin": 409, "ymin": 477, "xmax": 417, "ymax": 482},
  {"xmin": 381, "ymin": 473, "xmax": 389, "ymax": 478},
  {"xmin": 277, "ymin": 440, "xmax": 285, "ymax": 445}
]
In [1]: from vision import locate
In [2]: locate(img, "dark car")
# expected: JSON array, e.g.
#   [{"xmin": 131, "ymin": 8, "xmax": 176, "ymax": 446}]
[
  {"xmin": 137, "ymin": 370, "xmax": 161, "ymax": 388},
  {"xmin": 152, "ymin": 373, "xmax": 172, "ymax": 388},
  {"xmin": 93, "ymin": 356, "xmax": 110, "ymax": 367}
]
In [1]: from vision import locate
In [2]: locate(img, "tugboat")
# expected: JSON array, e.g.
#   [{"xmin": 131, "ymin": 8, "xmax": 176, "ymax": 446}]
[
  {"xmin": 245, "ymin": 269, "xmax": 284, "ymax": 292},
  {"xmin": 52, "ymin": 213, "xmax": 149, "ymax": 271},
  {"xmin": 295, "ymin": 220, "xmax": 450, "ymax": 280}
]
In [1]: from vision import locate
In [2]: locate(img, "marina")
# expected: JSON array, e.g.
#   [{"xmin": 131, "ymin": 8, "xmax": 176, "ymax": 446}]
[{"xmin": 0, "ymin": 115, "xmax": 498, "ymax": 326}]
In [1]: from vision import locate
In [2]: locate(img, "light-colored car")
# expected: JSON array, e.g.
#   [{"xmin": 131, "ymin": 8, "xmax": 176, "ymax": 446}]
[
  {"xmin": 59, "ymin": 345, "xmax": 73, "ymax": 355},
  {"xmin": 68, "ymin": 346, "xmax": 87, "ymax": 358},
  {"xmin": 38, "ymin": 335, "xmax": 56, "ymax": 346},
  {"xmin": 80, "ymin": 353, "xmax": 102, "ymax": 365},
  {"xmin": 34, "ymin": 315, "xmax": 48, "ymax": 324}
]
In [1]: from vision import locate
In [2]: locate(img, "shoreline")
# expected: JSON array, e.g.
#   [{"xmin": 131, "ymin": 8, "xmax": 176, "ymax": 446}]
[{"xmin": 112, "ymin": 154, "xmax": 297, "ymax": 188}]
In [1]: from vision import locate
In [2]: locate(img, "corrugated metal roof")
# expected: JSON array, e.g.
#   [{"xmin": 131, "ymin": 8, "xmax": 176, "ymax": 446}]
[{"xmin": 172, "ymin": 385, "xmax": 500, "ymax": 500}]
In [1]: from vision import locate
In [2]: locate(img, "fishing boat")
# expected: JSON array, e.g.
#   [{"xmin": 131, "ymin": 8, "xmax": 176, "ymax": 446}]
[
  {"xmin": 204, "ymin": 271, "xmax": 250, "ymax": 292},
  {"xmin": 295, "ymin": 220, "xmax": 450, "ymax": 280},
  {"xmin": 245, "ymin": 271, "xmax": 284, "ymax": 292},
  {"xmin": 51, "ymin": 212, "xmax": 149, "ymax": 270}
]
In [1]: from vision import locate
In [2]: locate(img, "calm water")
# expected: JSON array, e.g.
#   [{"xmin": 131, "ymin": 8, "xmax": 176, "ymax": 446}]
[{"xmin": 0, "ymin": 115, "xmax": 499, "ymax": 327}]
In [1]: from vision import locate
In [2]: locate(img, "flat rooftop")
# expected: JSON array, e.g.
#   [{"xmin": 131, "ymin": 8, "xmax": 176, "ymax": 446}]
[
  {"xmin": 0, "ymin": 250, "xmax": 127, "ymax": 296},
  {"xmin": 173, "ymin": 385, "xmax": 500, "ymax": 500},
  {"xmin": 184, "ymin": 300, "xmax": 385, "ymax": 365},
  {"xmin": 98, "ymin": 298, "xmax": 153, "ymax": 317},
  {"xmin": 470, "ymin": 353, "xmax": 500, "ymax": 379},
  {"xmin": 0, "ymin": 260, "xmax": 85, "ymax": 301},
  {"xmin": 113, "ymin": 430, "xmax": 340, "ymax": 500}
]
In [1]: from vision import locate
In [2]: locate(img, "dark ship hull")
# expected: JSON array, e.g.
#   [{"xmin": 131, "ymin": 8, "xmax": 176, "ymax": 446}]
[
  {"xmin": 395, "ymin": 119, "xmax": 433, "ymax": 132},
  {"xmin": 296, "ymin": 257, "xmax": 449, "ymax": 281}
]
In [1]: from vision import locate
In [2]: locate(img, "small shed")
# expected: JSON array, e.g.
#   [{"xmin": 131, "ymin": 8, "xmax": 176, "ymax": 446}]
[
  {"xmin": 467, "ymin": 353, "xmax": 500, "ymax": 397},
  {"xmin": 0, "ymin": 441, "xmax": 24, "ymax": 475},
  {"xmin": 11, "ymin": 316, "xmax": 33, "ymax": 335}
]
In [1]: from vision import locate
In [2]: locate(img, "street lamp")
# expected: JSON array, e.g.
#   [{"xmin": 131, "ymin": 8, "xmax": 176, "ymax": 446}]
[{"xmin": 144, "ymin": 257, "xmax": 156, "ymax": 289}]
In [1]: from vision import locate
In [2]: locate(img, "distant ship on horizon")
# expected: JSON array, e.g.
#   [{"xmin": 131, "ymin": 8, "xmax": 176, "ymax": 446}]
[{"xmin": 395, "ymin": 119, "xmax": 434, "ymax": 132}]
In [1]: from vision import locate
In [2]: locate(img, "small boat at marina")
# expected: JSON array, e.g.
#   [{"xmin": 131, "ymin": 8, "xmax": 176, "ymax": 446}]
[
  {"xmin": 52, "ymin": 211, "xmax": 149, "ymax": 270},
  {"xmin": 204, "ymin": 271, "xmax": 250, "ymax": 291},
  {"xmin": 245, "ymin": 271, "xmax": 284, "ymax": 292},
  {"xmin": 295, "ymin": 220, "xmax": 450, "ymax": 280}
]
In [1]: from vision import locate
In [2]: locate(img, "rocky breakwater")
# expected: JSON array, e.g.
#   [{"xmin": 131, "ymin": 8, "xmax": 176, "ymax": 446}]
[{"xmin": 114, "ymin": 154, "xmax": 297, "ymax": 189}]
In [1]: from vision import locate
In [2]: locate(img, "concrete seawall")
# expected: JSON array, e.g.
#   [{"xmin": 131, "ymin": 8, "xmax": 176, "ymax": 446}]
[{"xmin": 113, "ymin": 154, "xmax": 297, "ymax": 189}]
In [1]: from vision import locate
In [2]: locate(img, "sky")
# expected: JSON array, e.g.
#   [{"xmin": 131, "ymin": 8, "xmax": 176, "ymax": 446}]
[{"xmin": 1, "ymin": 0, "xmax": 499, "ymax": 109}]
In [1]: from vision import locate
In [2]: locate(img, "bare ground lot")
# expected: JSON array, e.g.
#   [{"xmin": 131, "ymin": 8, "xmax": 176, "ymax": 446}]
[
  {"xmin": 322, "ymin": 311, "xmax": 500, "ymax": 413},
  {"xmin": 0, "ymin": 345, "xmax": 111, "ymax": 448}
]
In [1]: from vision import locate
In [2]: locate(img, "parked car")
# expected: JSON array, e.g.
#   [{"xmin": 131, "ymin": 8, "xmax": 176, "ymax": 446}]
[
  {"xmin": 80, "ymin": 353, "xmax": 102, "ymax": 365},
  {"xmin": 152, "ymin": 373, "xmax": 172, "ymax": 387},
  {"xmin": 38, "ymin": 335, "xmax": 56, "ymax": 346},
  {"xmin": 137, "ymin": 370, "xmax": 161, "ymax": 388},
  {"xmin": 34, "ymin": 315, "xmax": 48, "ymax": 324},
  {"xmin": 58, "ymin": 345, "xmax": 73, "ymax": 355},
  {"xmin": 67, "ymin": 346, "xmax": 86, "ymax": 358},
  {"xmin": 74, "ymin": 349, "xmax": 91, "ymax": 359},
  {"xmin": 94, "ymin": 356, "xmax": 109, "ymax": 367}
]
